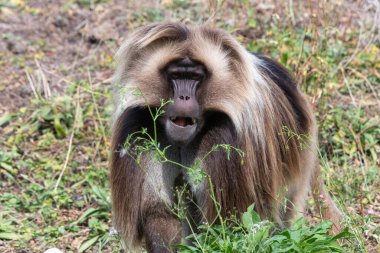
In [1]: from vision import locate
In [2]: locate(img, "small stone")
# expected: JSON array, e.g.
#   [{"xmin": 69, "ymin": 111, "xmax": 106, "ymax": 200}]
[
  {"xmin": 6, "ymin": 41, "xmax": 26, "ymax": 54},
  {"xmin": 44, "ymin": 248, "xmax": 63, "ymax": 253},
  {"xmin": 53, "ymin": 15, "xmax": 68, "ymax": 28}
]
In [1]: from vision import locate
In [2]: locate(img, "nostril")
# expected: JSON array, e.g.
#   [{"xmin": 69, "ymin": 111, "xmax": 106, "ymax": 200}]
[{"xmin": 178, "ymin": 95, "xmax": 191, "ymax": 101}]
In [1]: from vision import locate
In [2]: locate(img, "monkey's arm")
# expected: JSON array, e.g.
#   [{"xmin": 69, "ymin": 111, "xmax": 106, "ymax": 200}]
[{"xmin": 110, "ymin": 107, "xmax": 182, "ymax": 252}]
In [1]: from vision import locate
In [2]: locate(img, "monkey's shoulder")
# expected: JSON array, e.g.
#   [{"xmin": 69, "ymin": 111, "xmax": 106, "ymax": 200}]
[{"xmin": 252, "ymin": 53, "xmax": 312, "ymax": 131}]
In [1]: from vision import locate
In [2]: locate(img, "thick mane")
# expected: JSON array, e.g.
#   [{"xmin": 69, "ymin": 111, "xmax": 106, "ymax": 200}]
[
  {"xmin": 110, "ymin": 23, "xmax": 319, "ymax": 251},
  {"xmin": 112, "ymin": 24, "xmax": 270, "ymax": 135}
]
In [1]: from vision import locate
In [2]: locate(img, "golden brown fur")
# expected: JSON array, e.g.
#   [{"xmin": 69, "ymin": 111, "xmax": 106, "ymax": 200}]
[{"xmin": 110, "ymin": 23, "xmax": 341, "ymax": 252}]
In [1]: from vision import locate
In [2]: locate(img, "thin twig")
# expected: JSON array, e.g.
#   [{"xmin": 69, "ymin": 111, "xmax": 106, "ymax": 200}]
[
  {"xmin": 54, "ymin": 87, "xmax": 81, "ymax": 193},
  {"xmin": 54, "ymin": 126, "xmax": 75, "ymax": 193},
  {"xmin": 25, "ymin": 70, "xmax": 40, "ymax": 99},
  {"xmin": 35, "ymin": 59, "xmax": 51, "ymax": 98},
  {"xmin": 88, "ymin": 68, "xmax": 107, "ymax": 143}
]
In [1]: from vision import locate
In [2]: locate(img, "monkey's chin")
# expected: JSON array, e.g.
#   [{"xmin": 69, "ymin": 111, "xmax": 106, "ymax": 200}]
[{"xmin": 165, "ymin": 119, "xmax": 197, "ymax": 146}]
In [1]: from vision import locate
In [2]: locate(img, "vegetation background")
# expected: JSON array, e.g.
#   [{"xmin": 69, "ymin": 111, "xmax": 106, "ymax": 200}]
[{"xmin": 0, "ymin": 0, "xmax": 379, "ymax": 252}]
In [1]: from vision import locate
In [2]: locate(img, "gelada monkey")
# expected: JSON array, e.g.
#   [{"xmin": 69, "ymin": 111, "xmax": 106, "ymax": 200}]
[{"xmin": 110, "ymin": 23, "xmax": 341, "ymax": 252}]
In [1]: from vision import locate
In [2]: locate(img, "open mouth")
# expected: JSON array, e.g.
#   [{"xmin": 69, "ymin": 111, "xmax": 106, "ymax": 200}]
[
  {"xmin": 169, "ymin": 117, "xmax": 197, "ymax": 127},
  {"xmin": 165, "ymin": 116, "xmax": 199, "ymax": 145}
]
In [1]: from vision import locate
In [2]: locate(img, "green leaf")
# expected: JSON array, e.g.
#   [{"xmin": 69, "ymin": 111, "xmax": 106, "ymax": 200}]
[
  {"xmin": 79, "ymin": 235, "xmax": 100, "ymax": 252},
  {"xmin": 54, "ymin": 113, "xmax": 66, "ymax": 138},
  {"xmin": 0, "ymin": 113, "xmax": 12, "ymax": 127},
  {"xmin": 242, "ymin": 204, "xmax": 260, "ymax": 230},
  {"xmin": 76, "ymin": 208, "xmax": 100, "ymax": 224},
  {"xmin": 332, "ymin": 227, "xmax": 355, "ymax": 240},
  {"xmin": 0, "ymin": 232, "xmax": 19, "ymax": 240},
  {"xmin": 76, "ymin": 105, "xmax": 84, "ymax": 129},
  {"xmin": 0, "ymin": 162, "xmax": 17, "ymax": 174}
]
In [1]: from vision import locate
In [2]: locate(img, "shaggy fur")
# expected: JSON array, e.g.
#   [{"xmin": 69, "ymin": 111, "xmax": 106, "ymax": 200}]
[{"xmin": 110, "ymin": 23, "xmax": 340, "ymax": 252}]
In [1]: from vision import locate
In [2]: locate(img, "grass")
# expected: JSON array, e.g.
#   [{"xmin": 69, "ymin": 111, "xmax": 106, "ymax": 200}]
[
  {"xmin": 177, "ymin": 205, "xmax": 354, "ymax": 253},
  {"xmin": 0, "ymin": 0, "xmax": 379, "ymax": 252}
]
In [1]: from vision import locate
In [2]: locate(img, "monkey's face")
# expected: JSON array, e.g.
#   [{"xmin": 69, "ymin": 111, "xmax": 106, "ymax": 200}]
[
  {"xmin": 162, "ymin": 57, "xmax": 207, "ymax": 146},
  {"xmin": 113, "ymin": 24, "xmax": 257, "ymax": 147}
]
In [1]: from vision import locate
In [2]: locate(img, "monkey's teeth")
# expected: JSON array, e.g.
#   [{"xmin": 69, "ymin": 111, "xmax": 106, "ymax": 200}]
[
  {"xmin": 191, "ymin": 118, "xmax": 196, "ymax": 124},
  {"xmin": 170, "ymin": 117, "xmax": 177, "ymax": 121}
]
